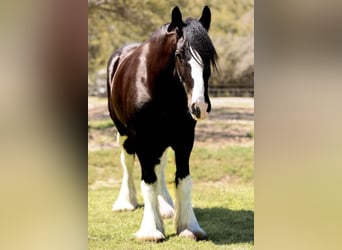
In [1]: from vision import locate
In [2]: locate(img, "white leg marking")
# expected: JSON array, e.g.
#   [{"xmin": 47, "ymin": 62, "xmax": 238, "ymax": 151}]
[
  {"xmin": 112, "ymin": 135, "xmax": 138, "ymax": 211},
  {"xmin": 175, "ymin": 175, "xmax": 207, "ymax": 240},
  {"xmin": 135, "ymin": 44, "xmax": 151, "ymax": 106},
  {"xmin": 108, "ymin": 55, "xmax": 119, "ymax": 91},
  {"xmin": 135, "ymin": 181, "xmax": 165, "ymax": 241},
  {"xmin": 109, "ymin": 43, "xmax": 140, "ymax": 92},
  {"xmin": 189, "ymin": 46, "xmax": 208, "ymax": 120},
  {"xmin": 155, "ymin": 148, "xmax": 174, "ymax": 218}
]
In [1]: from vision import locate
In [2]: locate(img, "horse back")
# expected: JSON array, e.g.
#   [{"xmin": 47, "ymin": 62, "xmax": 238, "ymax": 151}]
[{"xmin": 107, "ymin": 43, "xmax": 141, "ymax": 135}]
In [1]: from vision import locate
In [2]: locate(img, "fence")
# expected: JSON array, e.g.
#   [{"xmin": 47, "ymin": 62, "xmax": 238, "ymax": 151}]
[
  {"xmin": 209, "ymin": 84, "xmax": 254, "ymax": 97},
  {"xmin": 89, "ymin": 77, "xmax": 254, "ymax": 97}
]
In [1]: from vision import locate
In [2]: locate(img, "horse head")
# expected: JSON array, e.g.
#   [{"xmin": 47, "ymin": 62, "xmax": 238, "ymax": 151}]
[{"xmin": 170, "ymin": 6, "xmax": 218, "ymax": 121}]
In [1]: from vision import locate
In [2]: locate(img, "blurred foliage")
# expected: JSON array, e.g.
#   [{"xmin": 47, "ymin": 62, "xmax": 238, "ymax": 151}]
[{"xmin": 88, "ymin": 0, "xmax": 254, "ymax": 90}]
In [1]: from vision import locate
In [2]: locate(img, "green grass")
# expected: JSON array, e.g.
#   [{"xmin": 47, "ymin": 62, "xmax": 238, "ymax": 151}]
[
  {"xmin": 88, "ymin": 119, "xmax": 114, "ymax": 130},
  {"xmin": 88, "ymin": 145, "xmax": 254, "ymax": 249},
  {"xmin": 89, "ymin": 185, "xmax": 253, "ymax": 250},
  {"xmin": 190, "ymin": 146, "xmax": 253, "ymax": 183},
  {"xmin": 88, "ymin": 146, "xmax": 253, "ymax": 186},
  {"xmin": 246, "ymin": 131, "xmax": 254, "ymax": 139}
]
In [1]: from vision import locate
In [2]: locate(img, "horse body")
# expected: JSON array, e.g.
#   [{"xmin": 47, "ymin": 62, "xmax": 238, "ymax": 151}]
[{"xmin": 107, "ymin": 6, "xmax": 217, "ymax": 241}]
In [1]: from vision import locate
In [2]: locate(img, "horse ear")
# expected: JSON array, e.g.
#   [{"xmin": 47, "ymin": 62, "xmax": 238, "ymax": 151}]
[
  {"xmin": 199, "ymin": 5, "xmax": 211, "ymax": 31},
  {"xmin": 168, "ymin": 6, "xmax": 184, "ymax": 32}
]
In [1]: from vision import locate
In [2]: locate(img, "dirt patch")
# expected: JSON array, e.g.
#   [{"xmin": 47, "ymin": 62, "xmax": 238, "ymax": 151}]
[
  {"xmin": 88, "ymin": 128, "xmax": 118, "ymax": 151},
  {"xmin": 88, "ymin": 106, "xmax": 110, "ymax": 121}
]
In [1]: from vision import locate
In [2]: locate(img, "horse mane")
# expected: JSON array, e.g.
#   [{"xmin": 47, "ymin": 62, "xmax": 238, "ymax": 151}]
[
  {"xmin": 183, "ymin": 18, "xmax": 218, "ymax": 72},
  {"xmin": 150, "ymin": 20, "xmax": 218, "ymax": 74}
]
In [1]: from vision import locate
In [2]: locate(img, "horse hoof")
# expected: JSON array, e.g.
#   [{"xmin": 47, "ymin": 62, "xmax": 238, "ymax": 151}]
[
  {"xmin": 135, "ymin": 229, "xmax": 165, "ymax": 242},
  {"xmin": 158, "ymin": 197, "xmax": 174, "ymax": 219},
  {"xmin": 160, "ymin": 208, "xmax": 174, "ymax": 219},
  {"xmin": 112, "ymin": 200, "xmax": 137, "ymax": 212},
  {"xmin": 178, "ymin": 229, "xmax": 208, "ymax": 241}
]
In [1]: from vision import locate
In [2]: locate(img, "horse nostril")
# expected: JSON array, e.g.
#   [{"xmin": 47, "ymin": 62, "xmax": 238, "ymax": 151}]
[{"xmin": 191, "ymin": 103, "xmax": 201, "ymax": 118}]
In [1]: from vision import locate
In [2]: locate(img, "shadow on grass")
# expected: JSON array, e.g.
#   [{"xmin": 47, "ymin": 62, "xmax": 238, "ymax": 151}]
[{"xmin": 194, "ymin": 207, "xmax": 254, "ymax": 245}]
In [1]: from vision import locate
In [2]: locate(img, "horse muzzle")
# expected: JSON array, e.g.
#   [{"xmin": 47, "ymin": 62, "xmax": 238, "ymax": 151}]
[{"xmin": 190, "ymin": 101, "xmax": 209, "ymax": 121}]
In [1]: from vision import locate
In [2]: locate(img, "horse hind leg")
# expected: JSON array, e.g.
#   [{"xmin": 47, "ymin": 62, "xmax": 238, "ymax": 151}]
[
  {"xmin": 112, "ymin": 134, "xmax": 138, "ymax": 211},
  {"xmin": 155, "ymin": 148, "xmax": 174, "ymax": 218}
]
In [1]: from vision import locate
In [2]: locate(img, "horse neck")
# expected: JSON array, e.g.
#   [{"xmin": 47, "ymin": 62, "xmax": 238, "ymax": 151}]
[{"xmin": 146, "ymin": 34, "xmax": 177, "ymax": 77}]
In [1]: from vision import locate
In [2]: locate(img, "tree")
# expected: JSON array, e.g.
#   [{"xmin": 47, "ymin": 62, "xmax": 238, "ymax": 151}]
[{"xmin": 88, "ymin": 0, "xmax": 254, "ymax": 96}]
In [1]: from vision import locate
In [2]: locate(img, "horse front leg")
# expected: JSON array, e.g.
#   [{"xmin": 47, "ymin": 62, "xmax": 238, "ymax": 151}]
[
  {"xmin": 134, "ymin": 150, "xmax": 165, "ymax": 242},
  {"xmin": 174, "ymin": 147, "xmax": 207, "ymax": 241},
  {"xmin": 112, "ymin": 134, "xmax": 138, "ymax": 211}
]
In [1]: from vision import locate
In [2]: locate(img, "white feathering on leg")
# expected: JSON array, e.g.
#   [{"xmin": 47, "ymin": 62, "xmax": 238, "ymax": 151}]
[
  {"xmin": 112, "ymin": 135, "xmax": 138, "ymax": 211},
  {"xmin": 135, "ymin": 181, "xmax": 165, "ymax": 241},
  {"xmin": 156, "ymin": 148, "xmax": 174, "ymax": 218},
  {"xmin": 175, "ymin": 175, "xmax": 207, "ymax": 240}
]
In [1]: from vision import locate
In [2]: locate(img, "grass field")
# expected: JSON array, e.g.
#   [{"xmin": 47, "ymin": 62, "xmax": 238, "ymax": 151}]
[{"xmin": 88, "ymin": 97, "xmax": 254, "ymax": 249}]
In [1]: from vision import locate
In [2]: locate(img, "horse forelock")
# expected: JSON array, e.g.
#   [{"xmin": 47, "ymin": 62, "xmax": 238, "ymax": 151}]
[
  {"xmin": 183, "ymin": 19, "xmax": 218, "ymax": 72},
  {"xmin": 156, "ymin": 19, "xmax": 218, "ymax": 73}
]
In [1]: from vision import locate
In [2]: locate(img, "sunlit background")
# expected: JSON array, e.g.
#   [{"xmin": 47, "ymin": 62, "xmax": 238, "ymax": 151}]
[{"xmin": 0, "ymin": 0, "xmax": 342, "ymax": 249}]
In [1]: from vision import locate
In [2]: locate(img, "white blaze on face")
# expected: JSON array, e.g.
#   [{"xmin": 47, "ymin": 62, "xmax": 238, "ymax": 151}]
[{"xmin": 188, "ymin": 46, "xmax": 208, "ymax": 120}]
